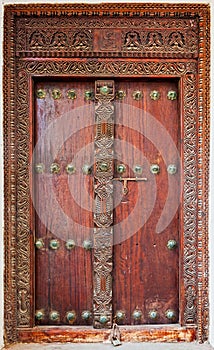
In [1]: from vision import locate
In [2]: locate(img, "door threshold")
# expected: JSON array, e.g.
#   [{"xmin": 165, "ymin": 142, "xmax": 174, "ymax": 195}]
[{"xmin": 17, "ymin": 325, "xmax": 196, "ymax": 343}]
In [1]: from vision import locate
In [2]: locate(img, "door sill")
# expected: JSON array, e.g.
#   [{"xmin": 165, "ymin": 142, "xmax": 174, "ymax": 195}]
[{"xmin": 17, "ymin": 325, "xmax": 196, "ymax": 343}]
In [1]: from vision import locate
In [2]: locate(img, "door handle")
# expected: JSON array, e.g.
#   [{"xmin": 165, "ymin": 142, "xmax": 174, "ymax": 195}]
[{"xmin": 113, "ymin": 177, "xmax": 147, "ymax": 195}]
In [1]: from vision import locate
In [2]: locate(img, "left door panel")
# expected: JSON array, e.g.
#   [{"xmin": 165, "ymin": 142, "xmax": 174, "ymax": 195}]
[{"xmin": 34, "ymin": 80, "xmax": 94, "ymax": 325}]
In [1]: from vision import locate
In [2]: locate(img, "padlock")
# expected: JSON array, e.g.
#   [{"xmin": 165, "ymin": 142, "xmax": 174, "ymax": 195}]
[
  {"xmin": 111, "ymin": 322, "xmax": 122, "ymax": 347},
  {"xmin": 112, "ymin": 337, "xmax": 122, "ymax": 346}
]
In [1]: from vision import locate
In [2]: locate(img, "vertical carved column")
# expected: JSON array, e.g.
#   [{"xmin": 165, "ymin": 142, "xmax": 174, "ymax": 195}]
[{"xmin": 93, "ymin": 80, "xmax": 115, "ymax": 328}]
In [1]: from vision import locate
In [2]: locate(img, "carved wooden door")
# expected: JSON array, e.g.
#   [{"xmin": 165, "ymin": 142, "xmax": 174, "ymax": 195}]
[{"xmin": 34, "ymin": 78, "xmax": 180, "ymax": 327}]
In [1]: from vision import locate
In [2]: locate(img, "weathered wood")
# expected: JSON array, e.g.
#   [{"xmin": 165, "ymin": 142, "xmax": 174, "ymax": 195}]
[{"xmin": 17, "ymin": 326, "xmax": 196, "ymax": 343}]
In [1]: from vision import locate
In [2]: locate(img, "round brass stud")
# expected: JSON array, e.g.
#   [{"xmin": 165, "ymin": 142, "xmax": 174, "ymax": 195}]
[
  {"xmin": 150, "ymin": 90, "xmax": 160, "ymax": 101},
  {"xmin": 165, "ymin": 309, "xmax": 176, "ymax": 320},
  {"xmin": 67, "ymin": 89, "xmax": 77, "ymax": 100},
  {"xmin": 35, "ymin": 238, "xmax": 44, "ymax": 250},
  {"xmin": 65, "ymin": 239, "xmax": 75, "ymax": 250},
  {"xmin": 35, "ymin": 310, "xmax": 44, "ymax": 320},
  {"xmin": 115, "ymin": 310, "xmax": 125, "ymax": 321},
  {"xmin": 133, "ymin": 165, "xmax": 143, "ymax": 175},
  {"xmin": 82, "ymin": 164, "xmax": 92, "ymax": 175},
  {"xmin": 167, "ymin": 164, "xmax": 177, "ymax": 175},
  {"xmin": 116, "ymin": 90, "xmax": 126, "ymax": 100},
  {"xmin": 85, "ymin": 90, "xmax": 94, "ymax": 101},
  {"xmin": 50, "ymin": 163, "xmax": 60, "ymax": 174},
  {"xmin": 49, "ymin": 239, "xmax": 60, "ymax": 250},
  {"xmin": 150, "ymin": 164, "xmax": 160, "ymax": 174},
  {"xmin": 116, "ymin": 164, "xmax": 126, "ymax": 174},
  {"xmin": 66, "ymin": 163, "xmax": 76, "ymax": 175},
  {"xmin": 148, "ymin": 310, "xmax": 158, "ymax": 320},
  {"xmin": 99, "ymin": 162, "xmax": 109, "ymax": 172},
  {"xmin": 50, "ymin": 311, "xmax": 60, "ymax": 321},
  {"xmin": 132, "ymin": 309, "xmax": 142, "ymax": 320},
  {"xmin": 167, "ymin": 239, "xmax": 177, "ymax": 250},
  {"xmin": 36, "ymin": 89, "xmax": 46, "ymax": 99},
  {"xmin": 100, "ymin": 85, "xmax": 110, "ymax": 95},
  {"xmin": 52, "ymin": 89, "xmax": 61, "ymax": 99},
  {"xmin": 99, "ymin": 315, "xmax": 108, "ymax": 324},
  {"xmin": 167, "ymin": 90, "xmax": 177, "ymax": 100},
  {"xmin": 81, "ymin": 310, "xmax": 92, "ymax": 320},
  {"xmin": 133, "ymin": 90, "xmax": 143, "ymax": 101},
  {"xmin": 35, "ymin": 163, "xmax": 45, "ymax": 174},
  {"xmin": 83, "ymin": 240, "xmax": 93, "ymax": 250},
  {"xmin": 66, "ymin": 311, "xmax": 76, "ymax": 322}
]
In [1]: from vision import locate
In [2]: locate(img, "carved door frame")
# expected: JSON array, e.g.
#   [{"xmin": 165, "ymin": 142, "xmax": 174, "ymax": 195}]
[{"xmin": 3, "ymin": 3, "xmax": 210, "ymax": 344}]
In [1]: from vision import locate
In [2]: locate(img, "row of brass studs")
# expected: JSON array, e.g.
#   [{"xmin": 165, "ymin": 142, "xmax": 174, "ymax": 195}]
[
  {"xmin": 115, "ymin": 309, "xmax": 176, "ymax": 321},
  {"xmin": 35, "ymin": 309, "xmax": 92, "ymax": 321},
  {"xmin": 36, "ymin": 238, "xmax": 177, "ymax": 251},
  {"xmin": 35, "ymin": 163, "xmax": 177, "ymax": 175},
  {"xmin": 35, "ymin": 238, "xmax": 93, "ymax": 250},
  {"xmin": 37, "ymin": 88, "xmax": 177, "ymax": 101},
  {"xmin": 117, "ymin": 163, "xmax": 177, "ymax": 175},
  {"xmin": 35, "ymin": 163, "xmax": 92, "ymax": 175}
]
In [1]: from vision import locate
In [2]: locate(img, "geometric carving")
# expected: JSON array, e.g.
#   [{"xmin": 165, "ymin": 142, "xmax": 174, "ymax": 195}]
[
  {"xmin": 4, "ymin": 3, "xmax": 210, "ymax": 344},
  {"xmin": 93, "ymin": 80, "xmax": 115, "ymax": 328}
]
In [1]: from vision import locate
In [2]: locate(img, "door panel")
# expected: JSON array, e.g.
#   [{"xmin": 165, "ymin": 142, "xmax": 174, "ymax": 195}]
[
  {"xmin": 34, "ymin": 80, "xmax": 94, "ymax": 325},
  {"xmin": 34, "ymin": 78, "xmax": 180, "ymax": 326},
  {"xmin": 113, "ymin": 79, "xmax": 180, "ymax": 324}
]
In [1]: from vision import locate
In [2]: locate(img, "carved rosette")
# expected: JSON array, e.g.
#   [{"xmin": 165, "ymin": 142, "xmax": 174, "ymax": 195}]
[{"xmin": 93, "ymin": 80, "xmax": 115, "ymax": 328}]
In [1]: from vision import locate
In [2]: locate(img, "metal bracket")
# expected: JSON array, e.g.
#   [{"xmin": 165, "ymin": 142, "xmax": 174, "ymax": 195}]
[{"xmin": 113, "ymin": 177, "xmax": 148, "ymax": 195}]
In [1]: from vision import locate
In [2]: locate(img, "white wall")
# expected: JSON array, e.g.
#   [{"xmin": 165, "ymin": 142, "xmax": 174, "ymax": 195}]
[{"xmin": 0, "ymin": 0, "xmax": 213, "ymax": 348}]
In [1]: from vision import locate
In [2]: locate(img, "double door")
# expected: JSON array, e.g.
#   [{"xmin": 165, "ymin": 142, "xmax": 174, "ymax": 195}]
[{"xmin": 34, "ymin": 78, "xmax": 180, "ymax": 327}]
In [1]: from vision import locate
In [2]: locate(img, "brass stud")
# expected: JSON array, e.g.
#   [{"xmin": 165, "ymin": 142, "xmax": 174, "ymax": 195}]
[
  {"xmin": 50, "ymin": 163, "xmax": 60, "ymax": 174},
  {"xmin": 67, "ymin": 89, "xmax": 77, "ymax": 100},
  {"xmin": 66, "ymin": 311, "xmax": 76, "ymax": 322},
  {"xmin": 115, "ymin": 310, "xmax": 125, "ymax": 321},
  {"xmin": 116, "ymin": 90, "xmax": 126, "ymax": 100},
  {"xmin": 116, "ymin": 164, "xmax": 126, "ymax": 174},
  {"xmin": 65, "ymin": 239, "xmax": 75, "ymax": 250},
  {"xmin": 35, "ymin": 163, "xmax": 45, "ymax": 174},
  {"xmin": 82, "ymin": 164, "xmax": 92, "ymax": 175},
  {"xmin": 167, "ymin": 239, "xmax": 177, "ymax": 250},
  {"xmin": 148, "ymin": 310, "xmax": 158, "ymax": 320},
  {"xmin": 84, "ymin": 90, "xmax": 94, "ymax": 101},
  {"xmin": 99, "ymin": 162, "xmax": 109, "ymax": 172},
  {"xmin": 36, "ymin": 89, "xmax": 46, "ymax": 99},
  {"xmin": 165, "ymin": 309, "xmax": 176, "ymax": 320},
  {"xmin": 167, "ymin": 90, "xmax": 177, "ymax": 100},
  {"xmin": 99, "ymin": 315, "xmax": 108, "ymax": 324},
  {"xmin": 167, "ymin": 164, "xmax": 177, "ymax": 175},
  {"xmin": 66, "ymin": 163, "xmax": 76, "ymax": 175},
  {"xmin": 35, "ymin": 238, "xmax": 44, "ymax": 250},
  {"xmin": 81, "ymin": 310, "xmax": 91, "ymax": 320},
  {"xmin": 132, "ymin": 309, "xmax": 142, "ymax": 320},
  {"xmin": 83, "ymin": 240, "xmax": 93, "ymax": 250},
  {"xmin": 50, "ymin": 311, "xmax": 60, "ymax": 321},
  {"xmin": 133, "ymin": 165, "xmax": 143, "ymax": 175},
  {"xmin": 49, "ymin": 239, "xmax": 60, "ymax": 250},
  {"xmin": 150, "ymin": 90, "xmax": 160, "ymax": 100},
  {"xmin": 133, "ymin": 90, "xmax": 143, "ymax": 101},
  {"xmin": 150, "ymin": 164, "xmax": 160, "ymax": 174},
  {"xmin": 35, "ymin": 309, "xmax": 45, "ymax": 320},
  {"xmin": 52, "ymin": 89, "xmax": 61, "ymax": 99},
  {"xmin": 100, "ymin": 85, "xmax": 110, "ymax": 95}
]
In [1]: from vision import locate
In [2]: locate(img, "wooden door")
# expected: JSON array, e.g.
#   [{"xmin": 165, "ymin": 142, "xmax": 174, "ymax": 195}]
[{"xmin": 34, "ymin": 78, "xmax": 180, "ymax": 326}]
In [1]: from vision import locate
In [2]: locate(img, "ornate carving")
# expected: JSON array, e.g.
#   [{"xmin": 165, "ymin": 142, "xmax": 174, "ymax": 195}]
[
  {"xmin": 93, "ymin": 80, "xmax": 114, "ymax": 328},
  {"xmin": 15, "ymin": 16, "xmax": 199, "ymax": 58},
  {"xmin": 4, "ymin": 3, "xmax": 210, "ymax": 344}
]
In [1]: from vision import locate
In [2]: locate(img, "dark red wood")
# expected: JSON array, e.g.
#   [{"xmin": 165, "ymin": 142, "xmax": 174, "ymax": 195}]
[
  {"xmin": 34, "ymin": 80, "xmax": 94, "ymax": 325},
  {"xmin": 113, "ymin": 79, "xmax": 180, "ymax": 324}
]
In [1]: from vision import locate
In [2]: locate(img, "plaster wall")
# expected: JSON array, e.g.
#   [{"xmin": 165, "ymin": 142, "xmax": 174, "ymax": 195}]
[{"xmin": 0, "ymin": 0, "xmax": 213, "ymax": 348}]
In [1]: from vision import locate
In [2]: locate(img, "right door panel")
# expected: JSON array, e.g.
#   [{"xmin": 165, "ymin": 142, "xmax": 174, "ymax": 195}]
[{"xmin": 113, "ymin": 79, "xmax": 180, "ymax": 325}]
